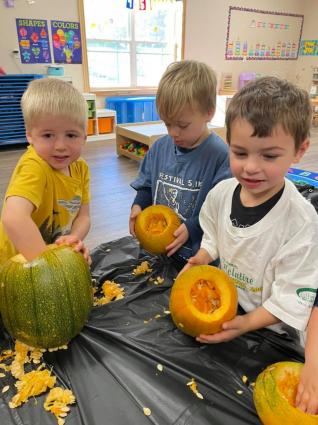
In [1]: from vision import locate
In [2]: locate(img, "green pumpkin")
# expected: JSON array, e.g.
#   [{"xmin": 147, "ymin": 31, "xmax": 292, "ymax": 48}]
[
  {"xmin": 253, "ymin": 361, "xmax": 318, "ymax": 425},
  {"xmin": 0, "ymin": 245, "xmax": 93, "ymax": 349}
]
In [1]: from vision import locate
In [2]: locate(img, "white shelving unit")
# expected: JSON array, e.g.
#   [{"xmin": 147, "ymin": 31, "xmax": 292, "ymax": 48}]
[{"xmin": 83, "ymin": 93, "xmax": 116, "ymax": 141}]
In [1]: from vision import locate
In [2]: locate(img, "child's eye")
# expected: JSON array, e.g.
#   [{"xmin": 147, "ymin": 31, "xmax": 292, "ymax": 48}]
[
  {"xmin": 42, "ymin": 133, "xmax": 53, "ymax": 138},
  {"xmin": 179, "ymin": 125, "xmax": 189, "ymax": 129},
  {"xmin": 232, "ymin": 151, "xmax": 246, "ymax": 157},
  {"xmin": 264, "ymin": 154, "xmax": 278, "ymax": 160},
  {"xmin": 67, "ymin": 133, "xmax": 78, "ymax": 138}
]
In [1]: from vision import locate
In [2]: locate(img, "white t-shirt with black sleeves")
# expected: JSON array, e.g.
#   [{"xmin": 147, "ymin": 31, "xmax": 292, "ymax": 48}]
[{"xmin": 200, "ymin": 177, "xmax": 318, "ymax": 337}]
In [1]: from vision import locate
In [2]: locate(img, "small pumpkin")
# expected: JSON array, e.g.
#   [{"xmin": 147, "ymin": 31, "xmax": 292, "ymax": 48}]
[
  {"xmin": 0, "ymin": 245, "xmax": 93, "ymax": 349},
  {"xmin": 254, "ymin": 361, "xmax": 318, "ymax": 425},
  {"xmin": 135, "ymin": 205, "xmax": 181, "ymax": 255},
  {"xmin": 169, "ymin": 265, "xmax": 237, "ymax": 337}
]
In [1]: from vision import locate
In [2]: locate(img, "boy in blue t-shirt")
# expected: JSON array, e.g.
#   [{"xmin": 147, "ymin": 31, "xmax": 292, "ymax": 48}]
[{"xmin": 129, "ymin": 60, "xmax": 231, "ymax": 264}]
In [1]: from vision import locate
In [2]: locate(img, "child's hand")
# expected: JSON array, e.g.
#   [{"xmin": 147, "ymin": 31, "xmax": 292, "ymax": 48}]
[
  {"xmin": 177, "ymin": 255, "xmax": 204, "ymax": 276},
  {"xmin": 166, "ymin": 223, "xmax": 189, "ymax": 257},
  {"xmin": 196, "ymin": 315, "xmax": 248, "ymax": 344},
  {"xmin": 129, "ymin": 204, "xmax": 142, "ymax": 237},
  {"xmin": 55, "ymin": 235, "xmax": 91, "ymax": 265},
  {"xmin": 295, "ymin": 362, "xmax": 318, "ymax": 414}
]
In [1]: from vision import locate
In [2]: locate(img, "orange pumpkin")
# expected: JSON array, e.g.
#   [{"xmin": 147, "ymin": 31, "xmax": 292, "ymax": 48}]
[
  {"xmin": 169, "ymin": 265, "xmax": 238, "ymax": 337},
  {"xmin": 254, "ymin": 361, "xmax": 318, "ymax": 425},
  {"xmin": 135, "ymin": 205, "xmax": 181, "ymax": 255}
]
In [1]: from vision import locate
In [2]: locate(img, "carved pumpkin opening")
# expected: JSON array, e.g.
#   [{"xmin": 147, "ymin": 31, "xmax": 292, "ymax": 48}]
[
  {"xmin": 146, "ymin": 213, "xmax": 168, "ymax": 234},
  {"xmin": 190, "ymin": 279, "xmax": 221, "ymax": 314},
  {"xmin": 277, "ymin": 370, "xmax": 299, "ymax": 407}
]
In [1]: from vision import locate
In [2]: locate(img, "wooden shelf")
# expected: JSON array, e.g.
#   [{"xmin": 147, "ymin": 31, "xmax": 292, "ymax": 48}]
[{"xmin": 116, "ymin": 121, "xmax": 227, "ymax": 162}]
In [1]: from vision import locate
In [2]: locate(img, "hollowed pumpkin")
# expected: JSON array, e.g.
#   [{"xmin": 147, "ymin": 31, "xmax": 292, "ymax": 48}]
[
  {"xmin": 135, "ymin": 205, "xmax": 181, "ymax": 255},
  {"xmin": 254, "ymin": 362, "xmax": 318, "ymax": 425},
  {"xmin": 0, "ymin": 245, "xmax": 93, "ymax": 349},
  {"xmin": 169, "ymin": 265, "xmax": 238, "ymax": 337}
]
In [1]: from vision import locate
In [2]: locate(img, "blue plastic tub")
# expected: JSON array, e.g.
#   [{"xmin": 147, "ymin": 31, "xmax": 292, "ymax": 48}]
[{"xmin": 105, "ymin": 96, "xmax": 159, "ymax": 123}]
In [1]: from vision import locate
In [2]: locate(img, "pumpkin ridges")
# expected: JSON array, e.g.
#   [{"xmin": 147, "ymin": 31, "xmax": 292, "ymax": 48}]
[{"xmin": 0, "ymin": 245, "xmax": 93, "ymax": 348}]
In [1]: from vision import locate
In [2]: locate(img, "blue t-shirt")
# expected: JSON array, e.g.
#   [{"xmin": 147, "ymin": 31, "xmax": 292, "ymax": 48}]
[{"xmin": 131, "ymin": 132, "xmax": 231, "ymax": 258}]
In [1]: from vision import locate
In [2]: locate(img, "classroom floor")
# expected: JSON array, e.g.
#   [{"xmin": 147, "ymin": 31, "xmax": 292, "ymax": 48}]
[{"xmin": 1, "ymin": 127, "xmax": 318, "ymax": 251}]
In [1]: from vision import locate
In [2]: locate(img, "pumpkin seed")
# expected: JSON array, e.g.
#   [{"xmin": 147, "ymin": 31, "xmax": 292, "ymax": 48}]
[{"xmin": 143, "ymin": 407, "xmax": 151, "ymax": 416}]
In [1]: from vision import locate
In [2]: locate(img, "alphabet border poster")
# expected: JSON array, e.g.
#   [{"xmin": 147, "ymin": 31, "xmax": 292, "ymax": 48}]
[
  {"xmin": 16, "ymin": 18, "xmax": 51, "ymax": 64},
  {"xmin": 225, "ymin": 7, "xmax": 304, "ymax": 60},
  {"xmin": 51, "ymin": 20, "xmax": 82, "ymax": 64}
]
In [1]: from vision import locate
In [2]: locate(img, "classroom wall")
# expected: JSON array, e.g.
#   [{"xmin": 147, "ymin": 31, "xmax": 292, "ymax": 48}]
[
  {"xmin": 184, "ymin": 0, "xmax": 307, "ymax": 90},
  {"xmin": 0, "ymin": 0, "xmax": 317, "ymax": 95},
  {"xmin": 295, "ymin": 1, "xmax": 318, "ymax": 92},
  {"xmin": 0, "ymin": 0, "xmax": 84, "ymax": 92}
]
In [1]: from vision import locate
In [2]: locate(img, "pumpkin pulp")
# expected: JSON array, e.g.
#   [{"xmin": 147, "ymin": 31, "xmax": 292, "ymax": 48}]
[
  {"xmin": 277, "ymin": 369, "xmax": 300, "ymax": 407},
  {"xmin": 190, "ymin": 279, "xmax": 221, "ymax": 314}
]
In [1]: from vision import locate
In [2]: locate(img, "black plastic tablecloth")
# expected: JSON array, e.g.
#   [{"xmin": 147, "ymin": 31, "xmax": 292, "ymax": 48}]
[{"xmin": 0, "ymin": 236, "xmax": 304, "ymax": 425}]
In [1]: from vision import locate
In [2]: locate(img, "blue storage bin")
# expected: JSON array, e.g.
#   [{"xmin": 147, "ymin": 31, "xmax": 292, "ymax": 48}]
[
  {"xmin": 0, "ymin": 74, "xmax": 43, "ymax": 146},
  {"xmin": 105, "ymin": 96, "xmax": 159, "ymax": 123}
]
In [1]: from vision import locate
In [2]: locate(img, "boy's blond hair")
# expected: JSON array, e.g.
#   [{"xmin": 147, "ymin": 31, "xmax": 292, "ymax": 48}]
[
  {"xmin": 21, "ymin": 78, "xmax": 88, "ymax": 130},
  {"xmin": 225, "ymin": 76, "xmax": 312, "ymax": 150},
  {"xmin": 156, "ymin": 60, "xmax": 217, "ymax": 122}
]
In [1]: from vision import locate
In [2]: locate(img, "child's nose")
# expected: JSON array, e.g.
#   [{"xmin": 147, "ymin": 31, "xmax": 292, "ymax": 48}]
[
  {"xmin": 244, "ymin": 157, "xmax": 260, "ymax": 174},
  {"xmin": 54, "ymin": 137, "xmax": 66, "ymax": 149},
  {"xmin": 168, "ymin": 126, "xmax": 179, "ymax": 138}
]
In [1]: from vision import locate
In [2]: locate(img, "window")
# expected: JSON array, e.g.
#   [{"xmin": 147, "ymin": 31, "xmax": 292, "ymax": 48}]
[{"xmin": 81, "ymin": 0, "xmax": 184, "ymax": 91}]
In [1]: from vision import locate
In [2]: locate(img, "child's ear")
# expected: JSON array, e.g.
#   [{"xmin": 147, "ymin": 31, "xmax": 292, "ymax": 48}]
[
  {"xmin": 294, "ymin": 139, "xmax": 310, "ymax": 163},
  {"xmin": 207, "ymin": 108, "xmax": 215, "ymax": 122},
  {"xmin": 25, "ymin": 130, "xmax": 32, "ymax": 145}
]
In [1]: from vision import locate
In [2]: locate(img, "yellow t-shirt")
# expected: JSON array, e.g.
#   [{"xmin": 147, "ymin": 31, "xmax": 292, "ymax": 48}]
[{"xmin": 0, "ymin": 145, "xmax": 90, "ymax": 264}]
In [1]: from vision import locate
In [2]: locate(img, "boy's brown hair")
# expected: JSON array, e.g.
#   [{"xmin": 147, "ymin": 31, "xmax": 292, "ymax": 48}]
[
  {"xmin": 225, "ymin": 76, "xmax": 312, "ymax": 150},
  {"xmin": 156, "ymin": 60, "xmax": 217, "ymax": 122},
  {"xmin": 21, "ymin": 78, "xmax": 88, "ymax": 130}
]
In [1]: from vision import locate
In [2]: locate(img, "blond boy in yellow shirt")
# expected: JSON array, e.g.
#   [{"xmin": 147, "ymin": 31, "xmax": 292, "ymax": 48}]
[{"xmin": 0, "ymin": 78, "xmax": 90, "ymax": 264}]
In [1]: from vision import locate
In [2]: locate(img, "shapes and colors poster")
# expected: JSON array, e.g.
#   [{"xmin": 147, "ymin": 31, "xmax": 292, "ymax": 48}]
[
  {"xmin": 16, "ymin": 18, "xmax": 51, "ymax": 63},
  {"xmin": 51, "ymin": 20, "xmax": 82, "ymax": 64}
]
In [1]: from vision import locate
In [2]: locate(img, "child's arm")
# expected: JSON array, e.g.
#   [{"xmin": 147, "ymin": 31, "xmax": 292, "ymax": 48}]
[
  {"xmin": 295, "ymin": 306, "xmax": 318, "ymax": 414},
  {"xmin": 2, "ymin": 196, "xmax": 47, "ymax": 261},
  {"xmin": 55, "ymin": 204, "xmax": 91, "ymax": 263},
  {"xmin": 197, "ymin": 306, "xmax": 280, "ymax": 343}
]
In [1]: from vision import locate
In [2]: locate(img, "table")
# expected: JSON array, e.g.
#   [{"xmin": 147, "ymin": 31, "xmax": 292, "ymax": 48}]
[{"xmin": 0, "ymin": 236, "xmax": 304, "ymax": 425}]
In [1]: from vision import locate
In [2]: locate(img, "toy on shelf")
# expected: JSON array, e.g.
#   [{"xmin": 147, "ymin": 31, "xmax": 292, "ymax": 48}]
[
  {"xmin": 120, "ymin": 142, "xmax": 149, "ymax": 158},
  {"xmin": 219, "ymin": 72, "xmax": 236, "ymax": 95}
]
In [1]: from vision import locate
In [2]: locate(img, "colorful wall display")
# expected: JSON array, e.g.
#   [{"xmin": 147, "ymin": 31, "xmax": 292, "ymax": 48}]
[
  {"xmin": 16, "ymin": 18, "xmax": 51, "ymax": 64},
  {"xmin": 299, "ymin": 40, "xmax": 318, "ymax": 56},
  {"xmin": 51, "ymin": 20, "xmax": 82, "ymax": 64},
  {"xmin": 225, "ymin": 7, "xmax": 304, "ymax": 61}
]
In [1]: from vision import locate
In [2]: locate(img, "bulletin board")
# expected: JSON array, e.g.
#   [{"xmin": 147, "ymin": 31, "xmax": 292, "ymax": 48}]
[{"xmin": 225, "ymin": 6, "xmax": 304, "ymax": 60}]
